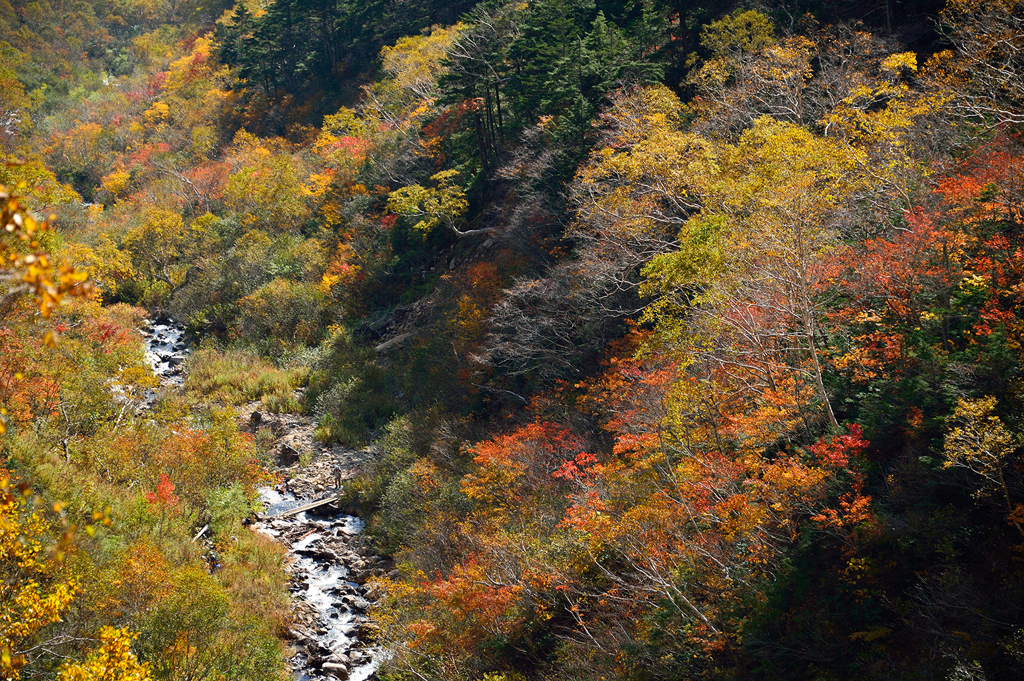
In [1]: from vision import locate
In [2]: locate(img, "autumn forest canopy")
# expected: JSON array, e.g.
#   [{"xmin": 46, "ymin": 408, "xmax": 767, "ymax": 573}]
[{"xmin": 3, "ymin": 0, "xmax": 1024, "ymax": 679}]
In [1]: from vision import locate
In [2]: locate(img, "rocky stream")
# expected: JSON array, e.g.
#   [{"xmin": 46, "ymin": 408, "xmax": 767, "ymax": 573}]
[{"xmin": 141, "ymin": 318, "xmax": 383, "ymax": 681}]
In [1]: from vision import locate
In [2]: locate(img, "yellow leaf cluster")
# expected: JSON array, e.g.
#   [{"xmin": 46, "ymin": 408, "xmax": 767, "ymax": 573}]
[
  {"xmin": 0, "ymin": 474, "xmax": 80, "ymax": 680},
  {"xmin": 164, "ymin": 37, "xmax": 214, "ymax": 94},
  {"xmin": 943, "ymin": 396, "xmax": 1024, "ymax": 537},
  {"xmin": 301, "ymin": 172, "xmax": 334, "ymax": 200},
  {"xmin": 943, "ymin": 396, "xmax": 1018, "ymax": 483},
  {"xmin": 57, "ymin": 627, "xmax": 151, "ymax": 681},
  {"xmin": 387, "ymin": 170, "xmax": 468, "ymax": 234},
  {"xmin": 380, "ymin": 23, "xmax": 466, "ymax": 100},
  {"xmin": 142, "ymin": 101, "xmax": 169, "ymax": 126},
  {"xmin": 100, "ymin": 168, "xmax": 131, "ymax": 199},
  {"xmin": 0, "ymin": 185, "xmax": 91, "ymax": 326}
]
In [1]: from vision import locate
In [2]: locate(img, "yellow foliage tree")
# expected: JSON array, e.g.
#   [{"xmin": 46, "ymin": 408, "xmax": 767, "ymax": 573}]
[
  {"xmin": 100, "ymin": 168, "xmax": 132, "ymax": 201},
  {"xmin": 121, "ymin": 207, "xmax": 185, "ymax": 291},
  {"xmin": 311, "ymin": 23, "xmax": 467, "ymax": 202},
  {"xmin": 0, "ymin": 184, "xmax": 91, "ymax": 346},
  {"xmin": 932, "ymin": 0, "xmax": 1024, "ymax": 125},
  {"xmin": 380, "ymin": 23, "xmax": 466, "ymax": 101},
  {"xmin": 944, "ymin": 396, "xmax": 1024, "ymax": 537},
  {"xmin": 0, "ymin": 472, "xmax": 79, "ymax": 680},
  {"xmin": 576, "ymin": 86, "xmax": 867, "ymax": 428},
  {"xmin": 223, "ymin": 131, "xmax": 310, "ymax": 230},
  {"xmin": 387, "ymin": 170, "xmax": 481, "ymax": 236},
  {"xmin": 57, "ymin": 628, "xmax": 151, "ymax": 681},
  {"xmin": 0, "ymin": 159, "xmax": 80, "ymax": 209}
]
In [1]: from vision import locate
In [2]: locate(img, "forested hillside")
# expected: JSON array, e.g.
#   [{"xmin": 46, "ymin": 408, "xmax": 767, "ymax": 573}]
[{"xmin": 3, "ymin": 0, "xmax": 1024, "ymax": 679}]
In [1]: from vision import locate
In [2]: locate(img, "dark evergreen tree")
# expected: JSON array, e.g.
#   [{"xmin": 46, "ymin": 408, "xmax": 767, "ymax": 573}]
[{"xmin": 213, "ymin": 0, "xmax": 481, "ymax": 107}]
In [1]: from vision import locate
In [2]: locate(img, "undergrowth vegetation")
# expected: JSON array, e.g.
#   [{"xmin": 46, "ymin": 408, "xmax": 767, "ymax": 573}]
[
  {"xmin": 0, "ymin": 296, "xmax": 287, "ymax": 680},
  {"xmin": 4, "ymin": 0, "xmax": 1024, "ymax": 679}
]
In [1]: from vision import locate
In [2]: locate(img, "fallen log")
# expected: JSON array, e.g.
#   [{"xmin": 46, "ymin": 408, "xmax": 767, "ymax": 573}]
[{"xmin": 274, "ymin": 496, "xmax": 341, "ymax": 518}]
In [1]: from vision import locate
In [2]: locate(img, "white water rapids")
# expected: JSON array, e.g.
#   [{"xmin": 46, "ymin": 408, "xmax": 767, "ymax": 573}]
[
  {"xmin": 139, "ymin": 318, "xmax": 381, "ymax": 680},
  {"xmin": 256, "ymin": 488, "xmax": 380, "ymax": 681}
]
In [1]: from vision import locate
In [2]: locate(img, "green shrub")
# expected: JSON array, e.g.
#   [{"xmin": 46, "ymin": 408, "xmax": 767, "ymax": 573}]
[
  {"xmin": 235, "ymin": 278, "xmax": 326, "ymax": 346},
  {"xmin": 205, "ymin": 483, "xmax": 252, "ymax": 536},
  {"xmin": 311, "ymin": 369, "xmax": 400, "ymax": 446}
]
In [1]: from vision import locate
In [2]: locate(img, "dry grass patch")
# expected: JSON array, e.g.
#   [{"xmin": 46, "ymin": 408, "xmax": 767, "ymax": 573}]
[{"xmin": 186, "ymin": 348, "xmax": 307, "ymax": 412}]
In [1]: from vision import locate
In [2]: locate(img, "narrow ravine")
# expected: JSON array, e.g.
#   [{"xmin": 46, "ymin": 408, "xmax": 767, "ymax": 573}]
[
  {"xmin": 140, "ymin": 320, "xmax": 383, "ymax": 681},
  {"xmin": 254, "ymin": 482, "xmax": 382, "ymax": 681}
]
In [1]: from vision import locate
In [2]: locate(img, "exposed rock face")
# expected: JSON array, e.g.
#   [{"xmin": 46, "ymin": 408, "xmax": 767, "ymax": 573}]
[{"xmin": 279, "ymin": 444, "xmax": 301, "ymax": 466}]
